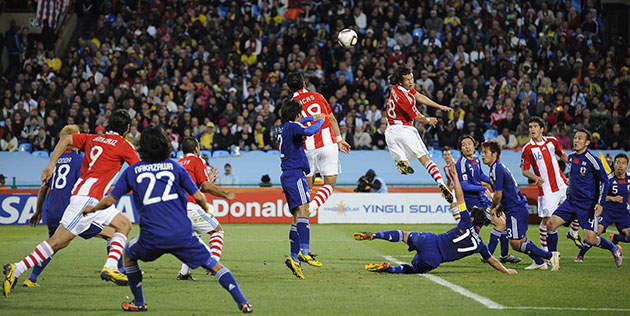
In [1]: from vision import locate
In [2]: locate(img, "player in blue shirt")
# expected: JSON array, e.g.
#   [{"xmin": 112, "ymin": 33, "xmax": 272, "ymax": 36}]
[
  {"xmin": 277, "ymin": 98, "xmax": 325, "ymax": 279},
  {"xmin": 481, "ymin": 141, "xmax": 554, "ymax": 270},
  {"xmin": 456, "ymin": 135, "xmax": 519, "ymax": 264},
  {"xmin": 575, "ymin": 153, "xmax": 630, "ymax": 262},
  {"xmin": 25, "ymin": 125, "xmax": 115, "ymax": 286},
  {"xmin": 354, "ymin": 160, "xmax": 517, "ymax": 275},
  {"xmin": 82, "ymin": 126, "xmax": 252, "ymax": 313},
  {"xmin": 546, "ymin": 129, "xmax": 623, "ymax": 271}
]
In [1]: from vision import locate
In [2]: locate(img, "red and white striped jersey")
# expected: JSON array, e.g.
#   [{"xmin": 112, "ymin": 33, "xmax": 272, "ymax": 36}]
[
  {"xmin": 521, "ymin": 136, "xmax": 568, "ymax": 196},
  {"xmin": 387, "ymin": 85, "xmax": 420, "ymax": 126},
  {"xmin": 72, "ymin": 132, "xmax": 140, "ymax": 199},
  {"xmin": 444, "ymin": 162, "xmax": 455, "ymax": 188},
  {"xmin": 293, "ymin": 88, "xmax": 337, "ymax": 150},
  {"xmin": 178, "ymin": 153, "xmax": 209, "ymax": 204}
]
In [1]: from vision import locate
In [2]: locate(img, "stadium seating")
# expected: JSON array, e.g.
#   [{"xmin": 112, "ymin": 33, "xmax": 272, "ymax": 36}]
[
  {"xmin": 18, "ymin": 143, "xmax": 32, "ymax": 153},
  {"xmin": 31, "ymin": 151, "xmax": 49, "ymax": 159},
  {"xmin": 212, "ymin": 150, "xmax": 230, "ymax": 158}
]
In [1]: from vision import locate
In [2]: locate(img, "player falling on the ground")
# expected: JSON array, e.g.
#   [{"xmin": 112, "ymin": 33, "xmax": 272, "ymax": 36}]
[
  {"xmin": 545, "ymin": 129, "xmax": 623, "ymax": 271},
  {"xmin": 176, "ymin": 137, "xmax": 237, "ymax": 281},
  {"xmin": 277, "ymin": 98, "xmax": 326, "ymax": 279},
  {"xmin": 3, "ymin": 110, "xmax": 138, "ymax": 298},
  {"xmin": 384, "ymin": 66, "xmax": 453, "ymax": 203},
  {"xmin": 482, "ymin": 141, "xmax": 554, "ymax": 270},
  {"xmin": 442, "ymin": 148, "xmax": 459, "ymax": 222},
  {"xmin": 24, "ymin": 125, "xmax": 122, "ymax": 287},
  {"xmin": 521, "ymin": 116, "xmax": 582, "ymax": 251},
  {"xmin": 81, "ymin": 126, "xmax": 252, "ymax": 313},
  {"xmin": 575, "ymin": 153, "xmax": 629, "ymax": 262},
  {"xmin": 456, "ymin": 135, "xmax": 520, "ymax": 264},
  {"xmin": 287, "ymin": 72, "xmax": 349, "ymax": 267},
  {"xmin": 354, "ymin": 159, "xmax": 517, "ymax": 275}
]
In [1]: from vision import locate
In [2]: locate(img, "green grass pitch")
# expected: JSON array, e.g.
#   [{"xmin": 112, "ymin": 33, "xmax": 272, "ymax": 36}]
[{"xmin": 1, "ymin": 224, "xmax": 629, "ymax": 315}]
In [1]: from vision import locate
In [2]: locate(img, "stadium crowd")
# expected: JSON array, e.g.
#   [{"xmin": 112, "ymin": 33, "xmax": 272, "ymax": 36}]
[{"xmin": 1, "ymin": 0, "xmax": 629, "ymax": 155}]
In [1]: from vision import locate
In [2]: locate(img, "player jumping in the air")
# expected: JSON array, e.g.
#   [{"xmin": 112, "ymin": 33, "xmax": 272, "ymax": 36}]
[
  {"xmin": 354, "ymin": 158, "xmax": 518, "ymax": 275},
  {"xmin": 545, "ymin": 129, "xmax": 623, "ymax": 271},
  {"xmin": 81, "ymin": 126, "xmax": 252, "ymax": 313},
  {"xmin": 277, "ymin": 99, "xmax": 326, "ymax": 279},
  {"xmin": 385, "ymin": 66, "xmax": 453, "ymax": 203},
  {"xmin": 176, "ymin": 137, "xmax": 237, "ymax": 280}
]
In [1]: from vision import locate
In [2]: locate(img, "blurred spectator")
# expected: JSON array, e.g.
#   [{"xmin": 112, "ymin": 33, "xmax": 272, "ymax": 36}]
[
  {"xmin": 213, "ymin": 124, "xmax": 234, "ymax": 152},
  {"xmin": 497, "ymin": 128, "xmax": 518, "ymax": 150},
  {"xmin": 339, "ymin": 121, "xmax": 354, "ymax": 149},
  {"xmin": 353, "ymin": 125, "xmax": 372, "ymax": 150},
  {"xmin": 252, "ymin": 121, "xmax": 271, "ymax": 151},
  {"xmin": 125, "ymin": 125, "xmax": 141, "ymax": 148},
  {"xmin": 259, "ymin": 174, "xmax": 272, "ymax": 187},
  {"xmin": 199, "ymin": 122, "xmax": 215, "ymax": 150},
  {"xmin": 372, "ymin": 121, "xmax": 387, "ymax": 150},
  {"xmin": 218, "ymin": 163, "xmax": 239, "ymax": 187}
]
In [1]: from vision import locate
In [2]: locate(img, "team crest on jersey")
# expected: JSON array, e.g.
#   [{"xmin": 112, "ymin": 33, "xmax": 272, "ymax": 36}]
[{"xmin": 580, "ymin": 166, "xmax": 586, "ymax": 175}]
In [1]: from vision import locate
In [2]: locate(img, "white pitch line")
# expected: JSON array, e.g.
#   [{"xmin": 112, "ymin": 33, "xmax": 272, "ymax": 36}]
[
  {"xmin": 383, "ymin": 255, "xmax": 505, "ymax": 309},
  {"xmin": 507, "ymin": 306, "xmax": 630, "ymax": 312}
]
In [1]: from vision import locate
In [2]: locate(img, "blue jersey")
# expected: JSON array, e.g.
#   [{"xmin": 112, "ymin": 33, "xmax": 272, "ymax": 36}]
[
  {"xmin": 110, "ymin": 159, "xmax": 199, "ymax": 248},
  {"xmin": 567, "ymin": 150, "xmax": 610, "ymax": 206},
  {"xmin": 488, "ymin": 160, "xmax": 528, "ymax": 214},
  {"xmin": 277, "ymin": 117, "xmax": 323, "ymax": 172},
  {"xmin": 436, "ymin": 206, "xmax": 491, "ymax": 263},
  {"xmin": 456, "ymin": 155, "xmax": 491, "ymax": 208},
  {"xmin": 604, "ymin": 172, "xmax": 630, "ymax": 214},
  {"xmin": 44, "ymin": 150, "xmax": 83, "ymax": 226}
]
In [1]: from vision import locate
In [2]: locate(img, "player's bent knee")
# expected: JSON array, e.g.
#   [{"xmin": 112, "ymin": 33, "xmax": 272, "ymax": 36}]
[
  {"xmin": 206, "ymin": 261, "xmax": 224, "ymax": 275},
  {"xmin": 110, "ymin": 214, "xmax": 132, "ymax": 234}
]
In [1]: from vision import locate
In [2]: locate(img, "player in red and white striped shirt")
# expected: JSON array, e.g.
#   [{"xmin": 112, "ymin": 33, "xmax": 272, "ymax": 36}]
[
  {"xmin": 521, "ymin": 117, "xmax": 581, "ymax": 251},
  {"xmin": 385, "ymin": 66, "xmax": 453, "ymax": 203},
  {"xmin": 176, "ymin": 137, "xmax": 236, "ymax": 281},
  {"xmin": 442, "ymin": 148, "xmax": 460, "ymax": 222},
  {"xmin": 3, "ymin": 111, "xmax": 137, "ymax": 297}
]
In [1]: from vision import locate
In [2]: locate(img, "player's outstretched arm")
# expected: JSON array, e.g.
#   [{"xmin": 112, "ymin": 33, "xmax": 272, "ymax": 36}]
[
  {"xmin": 414, "ymin": 91, "xmax": 452, "ymax": 112},
  {"xmin": 30, "ymin": 181, "xmax": 49, "ymax": 227},
  {"xmin": 329, "ymin": 113, "xmax": 351, "ymax": 154},
  {"xmin": 192, "ymin": 190, "xmax": 210, "ymax": 213},
  {"xmin": 447, "ymin": 162, "xmax": 465, "ymax": 205},
  {"xmin": 487, "ymin": 256, "xmax": 518, "ymax": 274},
  {"xmin": 413, "ymin": 113, "xmax": 437, "ymax": 127},
  {"xmin": 83, "ymin": 196, "xmax": 117, "ymax": 215},
  {"xmin": 41, "ymin": 135, "xmax": 73, "ymax": 181},
  {"xmin": 201, "ymin": 181, "xmax": 236, "ymax": 200}
]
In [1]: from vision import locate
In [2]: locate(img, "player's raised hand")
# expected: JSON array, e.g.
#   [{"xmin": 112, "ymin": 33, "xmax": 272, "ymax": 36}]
[
  {"xmin": 208, "ymin": 167, "xmax": 219, "ymax": 183},
  {"xmin": 338, "ymin": 140, "xmax": 351, "ymax": 154},
  {"xmin": 29, "ymin": 211, "xmax": 42, "ymax": 227},
  {"xmin": 225, "ymin": 191, "xmax": 237, "ymax": 200},
  {"xmin": 41, "ymin": 165, "xmax": 54, "ymax": 182}
]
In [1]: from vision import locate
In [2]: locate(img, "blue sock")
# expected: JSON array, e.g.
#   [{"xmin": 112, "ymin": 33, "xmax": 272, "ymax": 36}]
[
  {"xmin": 387, "ymin": 264, "xmax": 415, "ymax": 274},
  {"xmin": 577, "ymin": 242, "xmax": 592, "ymax": 258},
  {"xmin": 289, "ymin": 225, "xmax": 299, "ymax": 261},
  {"xmin": 28, "ymin": 257, "xmax": 52, "ymax": 282},
  {"xmin": 487, "ymin": 229, "xmax": 501, "ymax": 255},
  {"xmin": 125, "ymin": 264, "xmax": 144, "ymax": 306},
  {"xmin": 499, "ymin": 231, "xmax": 509, "ymax": 257},
  {"xmin": 373, "ymin": 230, "xmax": 403, "ymax": 242},
  {"xmin": 547, "ymin": 230, "xmax": 558, "ymax": 252},
  {"xmin": 613, "ymin": 234, "xmax": 629, "ymax": 243},
  {"xmin": 215, "ymin": 267, "xmax": 248, "ymax": 308},
  {"xmin": 297, "ymin": 217, "xmax": 310, "ymax": 254},
  {"xmin": 596, "ymin": 236, "xmax": 616, "ymax": 252},
  {"xmin": 520, "ymin": 239, "xmax": 552, "ymax": 262}
]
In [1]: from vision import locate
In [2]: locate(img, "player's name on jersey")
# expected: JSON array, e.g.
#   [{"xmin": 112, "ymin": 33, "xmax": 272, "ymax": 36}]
[
  {"xmin": 133, "ymin": 163, "xmax": 174, "ymax": 173},
  {"xmin": 92, "ymin": 136, "xmax": 119, "ymax": 146}
]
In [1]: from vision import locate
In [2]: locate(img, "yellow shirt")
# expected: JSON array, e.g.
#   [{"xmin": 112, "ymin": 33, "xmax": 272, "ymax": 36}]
[
  {"xmin": 241, "ymin": 54, "xmax": 257, "ymax": 66},
  {"xmin": 200, "ymin": 132, "xmax": 214, "ymax": 149},
  {"xmin": 45, "ymin": 58, "xmax": 62, "ymax": 72},
  {"xmin": 192, "ymin": 14, "xmax": 207, "ymax": 27}
]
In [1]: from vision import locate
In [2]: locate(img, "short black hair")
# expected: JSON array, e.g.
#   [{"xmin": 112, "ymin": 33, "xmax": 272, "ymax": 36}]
[
  {"xmin": 481, "ymin": 140, "xmax": 501, "ymax": 157},
  {"xmin": 108, "ymin": 109, "xmax": 131, "ymax": 135},
  {"xmin": 614, "ymin": 153, "xmax": 629, "ymax": 163},
  {"xmin": 286, "ymin": 72, "xmax": 304, "ymax": 92},
  {"xmin": 138, "ymin": 126, "xmax": 172, "ymax": 163},
  {"xmin": 470, "ymin": 206, "xmax": 487, "ymax": 228},
  {"xmin": 280, "ymin": 98, "xmax": 302, "ymax": 123},
  {"xmin": 576, "ymin": 128, "xmax": 592, "ymax": 143},
  {"xmin": 181, "ymin": 137, "xmax": 199, "ymax": 154},
  {"xmin": 389, "ymin": 66, "xmax": 412, "ymax": 85},
  {"xmin": 528, "ymin": 116, "xmax": 546, "ymax": 129},
  {"xmin": 457, "ymin": 134, "xmax": 478, "ymax": 151}
]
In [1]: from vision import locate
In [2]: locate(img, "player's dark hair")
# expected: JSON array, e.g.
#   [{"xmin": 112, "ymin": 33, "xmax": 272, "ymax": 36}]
[
  {"xmin": 389, "ymin": 66, "xmax": 413, "ymax": 85},
  {"xmin": 470, "ymin": 206, "xmax": 487, "ymax": 228},
  {"xmin": 138, "ymin": 126, "xmax": 172, "ymax": 163},
  {"xmin": 481, "ymin": 140, "xmax": 501, "ymax": 157},
  {"xmin": 181, "ymin": 137, "xmax": 199, "ymax": 154},
  {"xmin": 108, "ymin": 109, "xmax": 131, "ymax": 135},
  {"xmin": 614, "ymin": 153, "xmax": 628, "ymax": 163},
  {"xmin": 528, "ymin": 116, "xmax": 546, "ymax": 129},
  {"xmin": 457, "ymin": 134, "xmax": 478, "ymax": 151},
  {"xmin": 286, "ymin": 72, "xmax": 304, "ymax": 93},
  {"xmin": 576, "ymin": 128, "xmax": 592, "ymax": 143},
  {"xmin": 280, "ymin": 98, "xmax": 302, "ymax": 123}
]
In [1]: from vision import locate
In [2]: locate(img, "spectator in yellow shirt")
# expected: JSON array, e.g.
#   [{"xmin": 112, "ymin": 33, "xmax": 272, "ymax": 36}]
[
  {"xmin": 200, "ymin": 121, "xmax": 215, "ymax": 150},
  {"xmin": 44, "ymin": 51, "xmax": 62, "ymax": 72},
  {"xmin": 241, "ymin": 47, "xmax": 257, "ymax": 66}
]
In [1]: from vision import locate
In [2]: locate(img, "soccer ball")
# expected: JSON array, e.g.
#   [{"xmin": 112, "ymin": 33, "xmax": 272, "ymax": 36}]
[{"xmin": 337, "ymin": 28, "xmax": 358, "ymax": 48}]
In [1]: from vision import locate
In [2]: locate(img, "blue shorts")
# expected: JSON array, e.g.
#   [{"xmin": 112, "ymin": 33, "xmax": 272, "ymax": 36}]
[
  {"xmin": 47, "ymin": 223, "xmax": 103, "ymax": 239},
  {"xmin": 505, "ymin": 208, "xmax": 528, "ymax": 240},
  {"xmin": 601, "ymin": 209, "xmax": 630, "ymax": 232},
  {"xmin": 281, "ymin": 169, "xmax": 310, "ymax": 211},
  {"xmin": 406, "ymin": 232, "xmax": 441, "ymax": 273},
  {"xmin": 553, "ymin": 199, "xmax": 597, "ymax": 231},
  {"xmin": 125, "ymin": 235, "xmax": 217, "ymax": 270}
]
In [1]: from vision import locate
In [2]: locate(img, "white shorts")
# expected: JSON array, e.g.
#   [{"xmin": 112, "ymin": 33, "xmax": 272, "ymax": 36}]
[
  {"xmin": 60, "ymin": 195, "xmax": 119, "ymax": 236},
  {"xmin": 385, "ymin": 125, "xmax": 428, "ymax": 162},
  {"xmin": 305, "ymin": 143, "xmax": 341, "ymax": 177},
  {"xmin": 537, "ymin": 186, "xmax": 567, "ymax": 218},
  {"xmin": 187, "ymin": 202, "xmax": 220, "ymax": 235}
]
